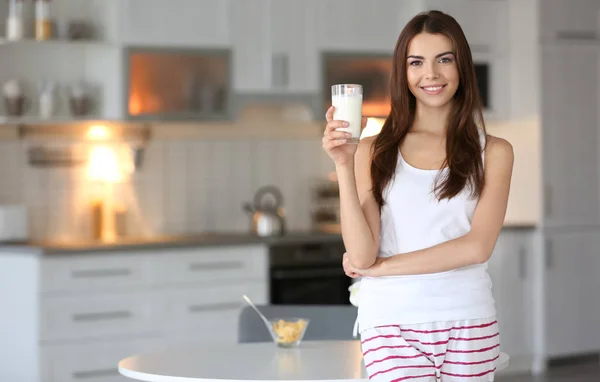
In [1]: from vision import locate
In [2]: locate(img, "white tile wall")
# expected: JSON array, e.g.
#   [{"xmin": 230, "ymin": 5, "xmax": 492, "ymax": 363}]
[{"xmin": 0, "ymin": 133, "xmax": 334, "ymax": 240}]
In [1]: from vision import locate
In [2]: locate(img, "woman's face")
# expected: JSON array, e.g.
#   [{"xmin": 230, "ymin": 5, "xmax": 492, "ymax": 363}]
[{"xmin": 406, "ymin": 32, "xmax": 459, "ymax": 109}]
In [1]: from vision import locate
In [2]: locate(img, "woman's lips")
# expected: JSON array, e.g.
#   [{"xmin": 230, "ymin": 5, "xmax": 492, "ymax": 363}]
[{"xmin": 420, "ymin": 84, "xmax": 447, "ymax": 95}]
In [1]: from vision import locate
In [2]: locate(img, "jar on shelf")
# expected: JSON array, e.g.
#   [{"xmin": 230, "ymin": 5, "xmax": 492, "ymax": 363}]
[
  {"xmin": 35, "ymin": 0, "xmax": 53, "ymax": 41},
  {"xmin": 6, "ymin": 0, "xmax": 25, "ymax": 41}
]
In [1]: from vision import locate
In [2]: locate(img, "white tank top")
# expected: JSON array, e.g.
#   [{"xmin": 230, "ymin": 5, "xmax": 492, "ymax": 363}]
[{"xmin": 356, "ymin": 130, "xmax": 495, "ymax": 331}]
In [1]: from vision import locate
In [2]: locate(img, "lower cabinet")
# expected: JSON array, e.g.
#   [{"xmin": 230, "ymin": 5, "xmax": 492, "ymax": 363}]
[
  {"xmin": 487, "ymin": 229, "xmax": 535, "ymax": 373},
  {"xmin": 0, "ymin": 244, "xmax": 269, "ymax": 382}
]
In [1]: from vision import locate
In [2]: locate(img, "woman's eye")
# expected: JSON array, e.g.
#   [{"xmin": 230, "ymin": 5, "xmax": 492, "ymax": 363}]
[
  {"xmin": 409, "ymin": 61, "xmax": 422, "ymax": 66},
  {"xmin": 439, "ymin": 57, "xmax": 453, "ymax": 64}
]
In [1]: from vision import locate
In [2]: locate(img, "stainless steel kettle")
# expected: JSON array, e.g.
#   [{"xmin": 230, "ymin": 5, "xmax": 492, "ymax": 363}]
[{"xmin": 243, "ymin": 186, "xmax": 285, "ymax": 237}]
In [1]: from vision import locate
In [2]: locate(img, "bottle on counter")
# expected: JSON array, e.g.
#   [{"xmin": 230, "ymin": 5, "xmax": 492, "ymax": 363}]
[
  {"xmin": 6, "ymin": 0, "xmax": 25, "ymax": 41},
  {"xmin": 38, "ymin": 80, "xmax": 56, "ymax": 119},
  {"xmin": 35, "ymin": 0, "xmax": 53, "ymax": 41}
]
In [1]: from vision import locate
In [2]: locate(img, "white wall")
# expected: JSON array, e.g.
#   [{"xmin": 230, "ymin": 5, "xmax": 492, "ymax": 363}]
[{"xmin": 487, "ymin": 118, "xmax": 541, "ymax": 226}]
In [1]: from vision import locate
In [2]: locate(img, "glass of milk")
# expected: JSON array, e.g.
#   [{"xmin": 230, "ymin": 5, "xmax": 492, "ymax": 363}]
[{"xmin": 331, "ymin": 84, "xmax": 363, "ymax": 144}]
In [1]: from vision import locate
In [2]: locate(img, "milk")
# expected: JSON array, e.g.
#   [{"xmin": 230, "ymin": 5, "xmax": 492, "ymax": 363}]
[{"xmin": 332, "ymin": 93, "xmax": 363, "ymax": 144}]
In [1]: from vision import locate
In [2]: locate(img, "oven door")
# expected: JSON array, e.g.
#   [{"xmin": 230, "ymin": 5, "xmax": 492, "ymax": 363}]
[{"xmin": 270, "ymin": 265, "xmax": 351, "ymax": 305}]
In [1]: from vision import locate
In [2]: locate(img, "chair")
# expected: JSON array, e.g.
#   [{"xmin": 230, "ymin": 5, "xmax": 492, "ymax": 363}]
[{"xmin": 238, "ymin": 304, "xmax": 359, "ymax": 343}]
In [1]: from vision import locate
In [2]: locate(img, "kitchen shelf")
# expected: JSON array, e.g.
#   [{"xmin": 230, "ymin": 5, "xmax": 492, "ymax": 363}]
[
  {"xmin": 0, "ymin": 38, "xmax": 116, "ymax": 48},
  {"xmin": 0, "ymin": 115, "xmax": 103, "ymax": 125}
]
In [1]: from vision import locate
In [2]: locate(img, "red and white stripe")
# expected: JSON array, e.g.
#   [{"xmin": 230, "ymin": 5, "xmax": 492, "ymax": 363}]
[{"xmin": 361, "ymin": 317, "xmax": 500, "ymax": 382}]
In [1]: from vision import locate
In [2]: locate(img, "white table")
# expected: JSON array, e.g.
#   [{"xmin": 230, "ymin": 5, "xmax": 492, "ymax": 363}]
[{"xmin": 118, "ymin": 340, "xmax": 510, "ymax": 382}]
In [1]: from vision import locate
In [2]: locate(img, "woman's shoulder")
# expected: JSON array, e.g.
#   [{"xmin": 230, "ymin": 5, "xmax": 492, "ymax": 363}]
[
  {"xmin": 359, "ymin": 134, "xmax": 377, "ymax": 147},
  {"xmin": 356, "ymin": 135, "xmax": 378, "ymax": 160},
  {"xmin": 483, "ymin": 133, "xmax": 514, "ymax": 167}
]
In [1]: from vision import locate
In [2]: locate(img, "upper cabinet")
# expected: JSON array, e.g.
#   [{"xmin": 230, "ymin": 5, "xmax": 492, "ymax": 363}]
[
  {"xmin": 230, "ymin": 0, "xmax": 321, "ymax": 94},
  {"xmin": 420, "ymin": 0, "xmax": 509, "ymax": 54},
  {"xmin": 540, "ymin": 0, "xmax": 600, "ymax": 43},
  {"xmin": 540, "ymin": 43, "xmax": 600, "ymax": 228},
  {"xmin": 0, "ymin": 0, "xmax": 548, "ymax": 123},
  {"xmin": 119, "ymin": 0, "xmax": 231, "ymax": 47},
  {"xmin": 230, "ymin": 0, "xmax": 271, "ymax": 93},
  {"xmin": 270, "ymin": 0, "xmax": 320, "ymax": 93},
  {"xmin": 315, "ymin": 0, "xmax": 404, "ymax": 53},
  {"xmin": 124, "ymin": 48, "xmax": 232, "ymax": 121}
]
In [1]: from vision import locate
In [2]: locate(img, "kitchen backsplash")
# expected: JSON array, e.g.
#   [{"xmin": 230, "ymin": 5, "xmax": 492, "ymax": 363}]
[
  {"xmin": 0, "ymin": 115, "xmax": 540, "ymax": 240},
  {"xmin": 0, "ymin": 130, "xmax": 334, "ymax": 241}
]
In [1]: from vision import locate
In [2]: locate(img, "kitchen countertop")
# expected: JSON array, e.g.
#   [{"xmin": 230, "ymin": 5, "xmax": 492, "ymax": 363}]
[
  {"xmin": 0, "ymin": 231, "xmax": 344, "ymax": 255},
  {"xmin": 0, "ymin": 223, "xmax": 537, "ymax": 256}
]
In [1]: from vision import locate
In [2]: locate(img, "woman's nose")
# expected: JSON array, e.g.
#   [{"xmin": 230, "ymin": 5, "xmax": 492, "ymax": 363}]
[{"xmin": 425, "ymin": 63, "xmax": 440, "ymax": 80}]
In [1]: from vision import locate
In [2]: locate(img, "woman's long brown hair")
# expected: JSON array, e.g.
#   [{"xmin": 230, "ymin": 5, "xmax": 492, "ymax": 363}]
[{"xmin": 371, "ymin": 10, "xmax": 486, "ymax": 209}]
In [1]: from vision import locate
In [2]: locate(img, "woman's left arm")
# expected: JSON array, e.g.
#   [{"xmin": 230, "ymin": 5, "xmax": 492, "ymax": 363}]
[{"xmin": 345, "ymin": 136, "xmax": 514, "ymax": 278}]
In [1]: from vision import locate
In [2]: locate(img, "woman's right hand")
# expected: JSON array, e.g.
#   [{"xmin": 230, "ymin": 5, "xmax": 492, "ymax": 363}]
[{"xmin": 322, "ymin": 106, "xmax": 361, "ymax": 166}]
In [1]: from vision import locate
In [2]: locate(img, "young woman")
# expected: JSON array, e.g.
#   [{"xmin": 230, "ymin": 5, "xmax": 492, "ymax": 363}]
[{"xmin": 322, "ymin": 10, "xmax": 514, "ymax": 382}]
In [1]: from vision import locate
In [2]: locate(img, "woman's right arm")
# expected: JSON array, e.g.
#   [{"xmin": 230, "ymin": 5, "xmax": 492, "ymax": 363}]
[{"xmin": 322, "ymin": 107, "xmax": 380, "ymax": 269}]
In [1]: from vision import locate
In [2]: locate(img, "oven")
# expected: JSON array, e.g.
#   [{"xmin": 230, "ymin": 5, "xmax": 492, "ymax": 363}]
[{"xmin": 269, "ymin": 240, "xmax": 351, "ymax": 305}]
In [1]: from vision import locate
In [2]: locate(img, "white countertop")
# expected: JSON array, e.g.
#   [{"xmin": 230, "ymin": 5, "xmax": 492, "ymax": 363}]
[{"xmin": 118, "ymin": 340, "xmax": 510, "ymax": 382}]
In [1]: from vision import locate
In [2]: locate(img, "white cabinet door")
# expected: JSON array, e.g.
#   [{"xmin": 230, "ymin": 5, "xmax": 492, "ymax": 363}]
[
  {"xmin": 42, "ymin": 338, "xmax": 161, "ymax": 382},
  {"xmin": 120, "ymin": 0, "xmax": 231, "ymax": 47},
  {"xmin": 487, "ymin": 230, "xmax": 533, "ymax": 362},
  {"xmin": 540, "ymin": 0, "xmax": 600, "ymax": 42},
  {"xmin": 270, "ymin": 0, "xmax": 319, "ymax": 93},
  {"xmin": 41, "ymin": 253, "xmax": 155, "ymax": 293},
  {"xmin": 157, "ymin": 245, "xmax": 268, "ymax": 285},
  {"xmin": 316, "ymin": 0, "xmax": 402, "ymax": 52},
  {"xmin": 40, "ymin": 292, "xmax": 161, "ymax": 342},
  {"xmin": 230, "ymin": 0, "xmax": 272, "ymax": 92},
  {"xmin": 422, "ymin": 0, "xmax": 508, "ymax": 54},
  {"xmin": 541, "ymin": 44, "xmax": 600, "ymax": 228},
  {"xmin": 545, "ymin": 232, "xmax": 600, "ymax": 357},
  {"xmin": 161, "ymin": 281, "xmax": 268, "ymax": 344}
]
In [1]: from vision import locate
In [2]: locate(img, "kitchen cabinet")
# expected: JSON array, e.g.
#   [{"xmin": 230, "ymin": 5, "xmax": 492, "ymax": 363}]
[
  {"xmin": 540, "ymin": 0, "xmax": 600, "ymax": 43},
  {"xmin": 270, "ymin": 0, "xmax": 319, "ymax": 93},
  {"xmin": 315, "ymin": 0, "xmax": 403, "ymax": 53},
  {"xmin": 231, "ymin": 0, "xmax": 321, "ymax": 95},
  {"xmin": 541, "ymin": 43, "xmax": 600, "ymax": 228},
  {"xmin": 507, "ymin": 0, "xmax": 540, "ymax": 120},
  {"xmin": 487, "ymin": 229, "xmax": 534, "ymax": 371},
  {"xmin": 42, "ymin": 338, "xmax": 161, "ymax": 382},
  {"xmin": 230, "ymin": 0, "xmax": 271, "ymax": 93},
  {"xmin": 123, "ymin": 47, "xmax": 232, "ymax": 121},
  {"xmin": 420, "ymin": 0, "xmax": 509, "ymax": 54},
  {"xmin": 544, "ymin": 231, "xmax": 600, "ymax": 357},
  {"xmin": 0, "ymin": 244, "xmax": 269, "ymax": 382},
  {"xmin": 119, "ymin": 0, "xmax": 231, "ymax": 47}
]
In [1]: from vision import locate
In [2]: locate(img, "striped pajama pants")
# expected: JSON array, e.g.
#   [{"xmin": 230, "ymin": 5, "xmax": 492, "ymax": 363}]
[{"xmin": 360, "ymin": 317, "xmax": 500, "ymax": 381}]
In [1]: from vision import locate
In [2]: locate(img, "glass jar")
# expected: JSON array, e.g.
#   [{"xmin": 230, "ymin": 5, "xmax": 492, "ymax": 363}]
[
  {"xmin": 35, "ymin": 0, "xmax": 53, "ymax": 41},
  {"xmin": 6, "ymin": 0, "xmax": 25, "ymax": 41}
]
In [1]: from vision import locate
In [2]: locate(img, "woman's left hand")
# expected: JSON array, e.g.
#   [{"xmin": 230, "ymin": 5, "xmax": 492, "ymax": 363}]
[{"xmin": 343, "ymin": 252, "xmax": 384, "ymax": 278}]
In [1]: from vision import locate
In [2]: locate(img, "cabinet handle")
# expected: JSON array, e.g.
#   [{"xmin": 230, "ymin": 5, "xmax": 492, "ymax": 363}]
[
  {"xmin": 518, "ymin": 246, "xmax": 527, "ymax": 279},
  {"xmin": 73, "ymin": 368, "xmax": 119, "ymax": 379},
  {"xmin": 72, "ymin": 268, "xmax": 132, "ymax": 279},
  {"xmin": 272, "ymin": 52, "xmax": 289, "ymax": 88},
  {"xmin": 188, "ymin": 302, "xmax": 240, "ymax": 313},
  {"xmin": 544, "ymin": 183, "xmax": 553, "ymax": 217},
  {"xmin": 556, "ymin": 30, "xmax": 599, "ymax": 41},
  {"xmin": 189, "ymin": 261, "xmax": 244, "ymax": 272},
  {"xmin": 72, "ymin": 310, "xmax": 133, "ymax": 322},
  {"xmin": 545, "ymin": 240, "xmax": 554, "ymax": 270}
]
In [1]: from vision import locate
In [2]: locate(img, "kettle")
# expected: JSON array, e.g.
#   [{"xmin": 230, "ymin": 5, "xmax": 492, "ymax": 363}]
[{"xmin": 243, "ymin": 186, "xmax": 285, "ymax": 237}]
